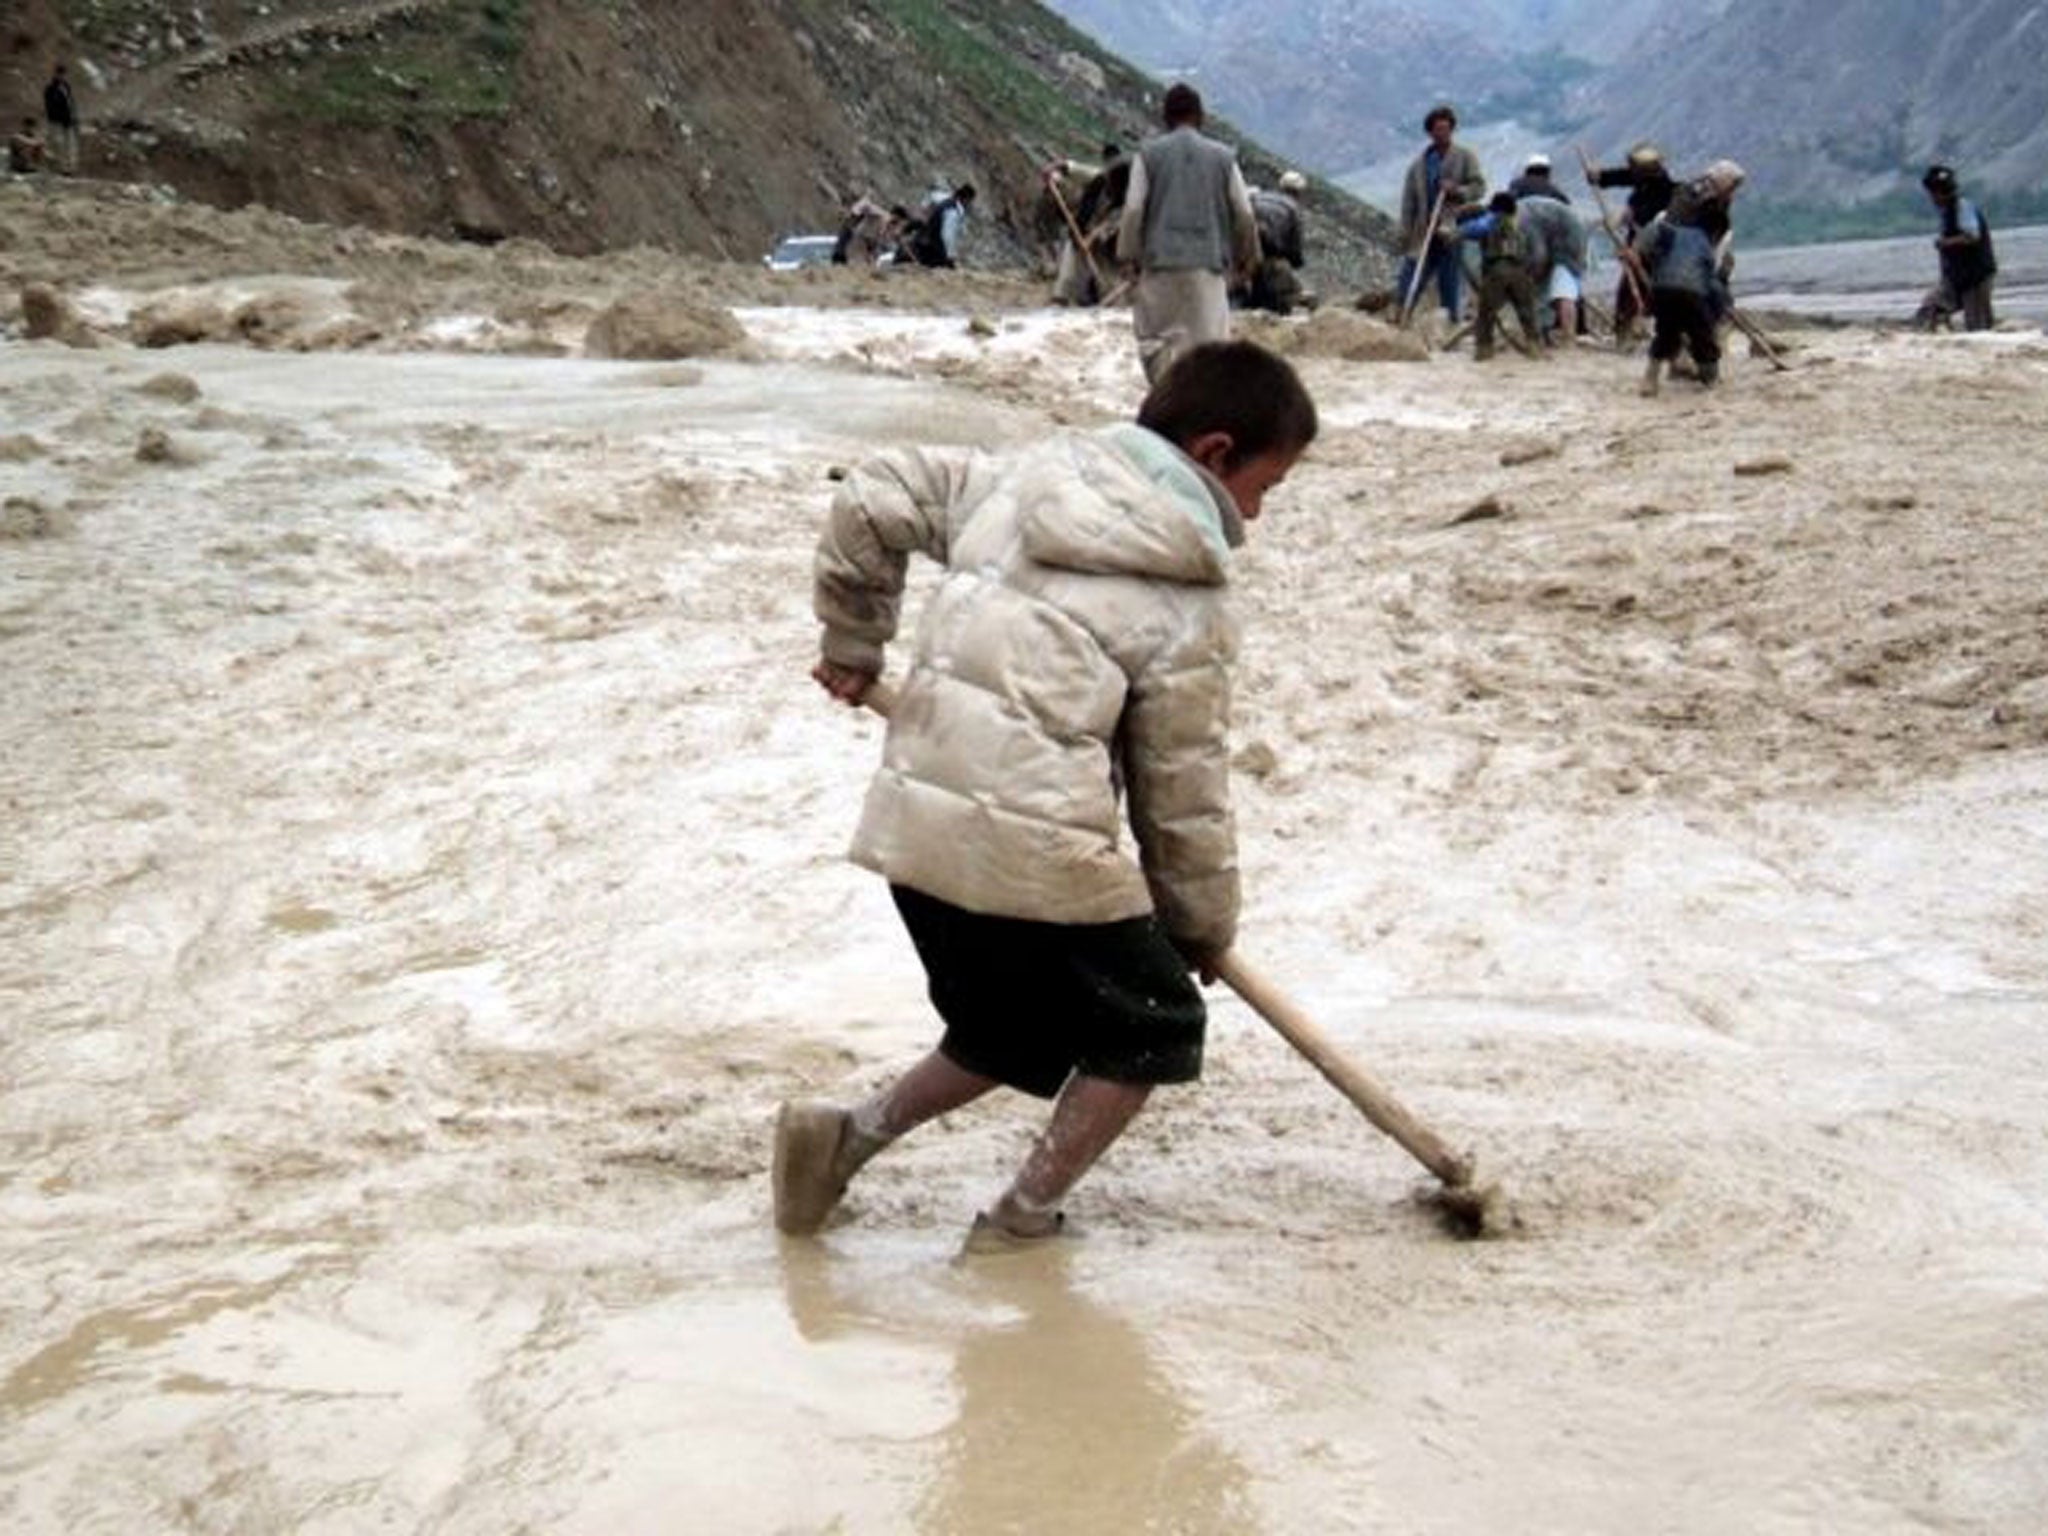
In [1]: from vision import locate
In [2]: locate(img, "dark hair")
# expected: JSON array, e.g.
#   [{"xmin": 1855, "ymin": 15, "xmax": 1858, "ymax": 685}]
[
  {"xmin": 1424, "ymin": 104, "xmax": 1457, "ymax": 131},
  {"xmin": 1137, "ymin": 341, "xmax": 1318, "ymax": 470},
  {"xmin": 954, "ymin": 182, "xmax": 976, "ymax": 202},
  {"xmin": 1101, "ymin": 141, "xmax": 1121, "ymax": 159},
  {"xmin": 1162, "ymin": 83, "xmax": 1203, "ymax": 127},
  {"xmin": 1922, "ymin": 163, "xmax": 1956, "ymax": 192},
  {"xmin": 1489, "ymin": 190, "xmax": 1516, "ymax": 215}
]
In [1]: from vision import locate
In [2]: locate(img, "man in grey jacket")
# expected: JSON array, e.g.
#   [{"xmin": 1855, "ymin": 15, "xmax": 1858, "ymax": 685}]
[
  {"xmin": 1516, "ymin": 191, "xmax": 1588, "ymax": 343},
  {"xmin": 1116, "ymin": 83, "xmax": 1261, "ymax": 384},
  {"xmin": 779, "ymin": 342, "xmax": 1318, "ymax": 1248},
  {"xmin": 1397, "ymin": 104, "xmax": 1487, "ymax": 323}
]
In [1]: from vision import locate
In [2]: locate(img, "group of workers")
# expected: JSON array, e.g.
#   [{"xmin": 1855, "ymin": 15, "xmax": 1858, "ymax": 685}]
[
  {"xmin": 1022, "ymin": 93, "xmax": 2003, "ymax": 397},
  {"xmin": 830, "ymin": 182, "xmax": 979, "ymax": 270},
  {"xmin": 1036, "ymin": 137, "xmax": 1315, "ymax": 322}
]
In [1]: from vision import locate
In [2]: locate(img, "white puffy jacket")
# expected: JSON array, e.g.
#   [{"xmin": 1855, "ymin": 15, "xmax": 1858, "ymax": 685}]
[{"xmin": 813, "ymin": 423, "xmax": 1243, "ymax": 952}]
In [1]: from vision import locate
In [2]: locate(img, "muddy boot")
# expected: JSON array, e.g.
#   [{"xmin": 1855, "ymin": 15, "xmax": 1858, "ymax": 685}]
[
  {"xmin": 772, "ymin": 1100, "xmax": 882, "ymax": 1235},
  {"xmin": 1639, "ymin": 357, "xmax": 1663, "ymax": 397},
  {"xmin": 1698, "ymin": 359, "xmax": 1720, "ymax": 387}
]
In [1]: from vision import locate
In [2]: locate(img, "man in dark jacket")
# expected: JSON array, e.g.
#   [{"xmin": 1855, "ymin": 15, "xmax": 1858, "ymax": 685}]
[
  {"xmin": 1588, "ymin": 143, "xmax": 1675, "ymax": 340},
  {"xmin": 1915, "ymin": 164, "xmax": 1997, "ymax": 332},
  {"xmin": 909, "ymin": 183, "xmax": 975, "ymax": 269},
  {"xmin": 42, "ymin": 62, "xmax": 78, "ymax": 174}
]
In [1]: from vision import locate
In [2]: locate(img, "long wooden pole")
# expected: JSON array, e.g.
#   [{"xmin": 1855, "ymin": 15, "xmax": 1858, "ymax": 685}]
[
  {"xmin": 1728, "ymin": 307, "xmax": 1792, "ymax": 370},
  {"xmin": 1399, "ymin": 184, "xmax": 1451, "ymax": 326},
  {"xmin": 1575, "ymin": 144, "xmax": 1650, "ymax": 316},
  {"xmin": 1046, "ymin": 173, "xmax": 1107, "ymax": 296},
  {"xmin": 1213, "ymin": 952, "xmax": 1475, "ymax": 1190}
]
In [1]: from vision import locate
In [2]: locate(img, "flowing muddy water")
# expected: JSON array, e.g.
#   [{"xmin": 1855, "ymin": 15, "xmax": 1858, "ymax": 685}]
[
  {"xmin": 5, "ymin": 284, "xmax": 2048, "ymax": 1533},
  {"xmin": 1734, "ymin": 223, "xmax": 2048, "ymax": 327}
]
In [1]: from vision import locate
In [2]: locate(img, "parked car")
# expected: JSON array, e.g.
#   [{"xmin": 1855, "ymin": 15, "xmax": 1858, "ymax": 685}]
[{"xmin": 762, "ymin": 234, "xmax": 839, "ymax": 271}]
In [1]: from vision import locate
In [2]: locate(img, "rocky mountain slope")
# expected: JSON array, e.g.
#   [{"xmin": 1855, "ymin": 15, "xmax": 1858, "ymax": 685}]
[
  {"xmin": 1046, "ymin": 0, "xmax": 2048, "ymax": 235},
  {"xmin": 1, "ymin": 0, "xmax": 1397, "ymax": 285},
  {"xmin": 1044, "ymin": 0, "xmax": 1682, "ymax": 167},
  {"xmin": 1572, "ymin": 0, "xmax": 2048, "ymax": 219}
]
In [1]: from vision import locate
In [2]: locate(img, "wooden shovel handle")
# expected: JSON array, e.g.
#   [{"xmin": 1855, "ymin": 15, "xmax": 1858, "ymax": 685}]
[
  {"xmin": 1575, "ymin": 144, "xmax": 1651, "ymax": 315},
  {"xmin": 1215, "ymin": 951, "xmax": 1474, "ymax": 1189},
  {"xmin": 1046, "ymin": 174, "xmax": 1107, "ymax": 293},
  {"xmin": 1398, "ymin": 183, "xmax": 1451, "ymax": 326}
]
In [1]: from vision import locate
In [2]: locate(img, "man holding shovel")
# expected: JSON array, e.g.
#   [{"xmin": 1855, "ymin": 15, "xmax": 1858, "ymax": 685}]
[
  {"xmin": 777, "ymin": 341, "xmax": 1319, "ymax": 1248},
  {"xmin": 1397, "ymin": 104, "xmax": 1487, "ymax": 325},
  {"xmin": 1116, "ymin": 83, "xmax": 1262, "ymax": 383},
  {"xmin": 1582, "ymin": 143, "xmax": 1674, "ymax": 342}
]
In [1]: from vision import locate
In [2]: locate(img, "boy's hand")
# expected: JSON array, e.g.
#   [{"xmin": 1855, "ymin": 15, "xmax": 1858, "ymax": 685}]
[
  {"xmin": 1172, "ymin": 939, "xmax": 1220, "ymax": 986},
  {"xmin": 812, "ymin": 659, "xmax": 877, "ymax": 705}
]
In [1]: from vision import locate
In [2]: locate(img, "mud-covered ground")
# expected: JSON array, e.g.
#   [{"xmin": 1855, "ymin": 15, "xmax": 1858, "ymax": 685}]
[{"xmin": 5, "ymin": 177, "xmax": 2047, "ymax": 1534}]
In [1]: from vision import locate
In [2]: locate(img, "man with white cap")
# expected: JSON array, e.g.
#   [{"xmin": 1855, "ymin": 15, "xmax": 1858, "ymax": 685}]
[
  {"xmin": 1242, "ymin": 169, "xmax": 1312, "ymax": 314},
  {"xmin": 1508, "ymin": 153, "xmax": 1569, "ymax": 205}
]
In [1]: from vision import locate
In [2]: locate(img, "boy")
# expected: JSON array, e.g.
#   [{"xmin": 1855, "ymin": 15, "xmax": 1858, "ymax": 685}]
[
  {"xmin": 1634, "ymin": 160, "xmax": 1744, "ymax": 395},
  {"xmin": 780, "ymin": 341, "xmax": 1319, "ymax": 1245},
  {"xmin": 1459, "ymin": 191, "xmax": 1541, "ymax": 360}
]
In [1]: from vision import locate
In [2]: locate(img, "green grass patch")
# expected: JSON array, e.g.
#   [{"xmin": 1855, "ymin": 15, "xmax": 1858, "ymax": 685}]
[
  {"xmin": 270, "ymin": 0, "xmax": 531, "ymax": 126},
  {"xmin": 866, "ymin": 0, "xmax": 1101, "ymax": 150}
]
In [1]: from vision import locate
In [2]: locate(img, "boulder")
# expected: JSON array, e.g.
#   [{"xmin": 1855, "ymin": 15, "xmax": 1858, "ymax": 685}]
[
  {"xmin": 583, "ymin": 294, "xmax": 747, "ymax": 360},
  {"xmin": 20, "ymin": 282, "xmax": 99, "ymax": 348}
]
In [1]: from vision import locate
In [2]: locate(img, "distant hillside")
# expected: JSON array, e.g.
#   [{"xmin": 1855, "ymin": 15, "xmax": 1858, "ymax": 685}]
[
  {"xmin": 1570, "ymin": 0, "xmax": 2048, "ymax": 240},
  {"xmin": 1043, "ymin": 0, "xmax": 1550, "ymax": 171},
  {"xmin": 1, "ymin": 0, "xmax": 1397, "ymax": 284},
  {"xmin": 1045, "ymin": 0, "xmax": 2048, "ymax": 242}
]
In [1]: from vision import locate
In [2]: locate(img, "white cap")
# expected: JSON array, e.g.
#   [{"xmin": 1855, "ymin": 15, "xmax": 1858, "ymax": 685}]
[
  {"xmin": 1525, "ymin": 153, "xmax": 1551, "ymax": 172},
  {"xmin": 1278, "ymin": 170, "xmax": 1307, "ymax": 192}
]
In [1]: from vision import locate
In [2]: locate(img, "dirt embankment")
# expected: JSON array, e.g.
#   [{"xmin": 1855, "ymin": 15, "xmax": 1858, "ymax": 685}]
[{"xmin": 3, "ymin": 0, "xmax": 1399, "ymax": 282}]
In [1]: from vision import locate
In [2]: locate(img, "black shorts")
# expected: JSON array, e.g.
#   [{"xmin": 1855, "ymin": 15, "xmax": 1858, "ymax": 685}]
[{"xmin": 890, "ymin": 885, "xmax": 1206, "ymax": 1099}]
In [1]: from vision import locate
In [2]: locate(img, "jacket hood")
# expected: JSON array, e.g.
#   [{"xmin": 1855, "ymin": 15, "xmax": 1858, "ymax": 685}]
[{"xmin": 1016, "ymin": 425, "xmax": 1241, "ymax": 584}]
